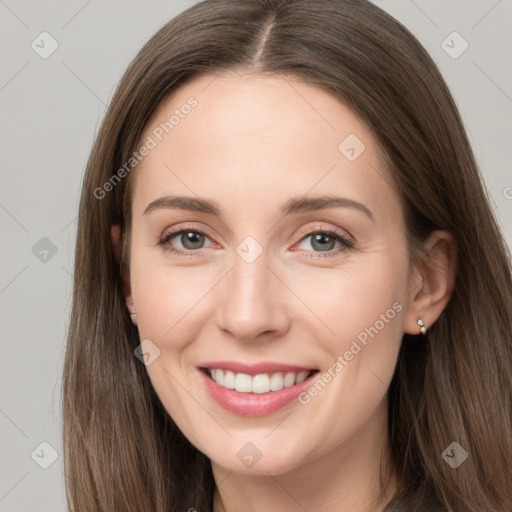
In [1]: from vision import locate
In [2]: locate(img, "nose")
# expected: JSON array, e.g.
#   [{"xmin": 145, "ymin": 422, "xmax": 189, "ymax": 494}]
[{"xmin": 214, "ymin": 249, "xmax": 290, "ymax": 343}]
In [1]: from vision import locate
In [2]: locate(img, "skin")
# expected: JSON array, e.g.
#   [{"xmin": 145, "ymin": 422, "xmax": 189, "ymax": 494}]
[{"xmin": 111, "ymin": 71, "xmax": 457, "ymax": 512}]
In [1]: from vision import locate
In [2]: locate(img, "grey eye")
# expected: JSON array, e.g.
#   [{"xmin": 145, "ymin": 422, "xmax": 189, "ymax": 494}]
[
  {"xmin": 309, "ymin": 233, "xmax": 337, "ymax": 252},
  {"xmin": 177, "ymin": 231, "xmax": 206, "ymax": 250}
]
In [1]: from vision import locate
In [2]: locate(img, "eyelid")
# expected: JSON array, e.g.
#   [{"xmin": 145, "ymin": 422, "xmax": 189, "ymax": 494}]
[
  {"xmin": 158, "ymin": 223, "xmax": 218, "ymax": 250},
  {"xmin": 294, "ymin": 223, "xmax": 355, "ymax": 246},
  {"xmin": 289, "ymin": 224, "xmax": 355, "ymax": 259},
  {"xmin": 158, "ymin": 222, "xmax": 355, "ymax": 257},
  {"xmin": 160, "ymin": 222, "xmax": 216, "ymax": 241}
]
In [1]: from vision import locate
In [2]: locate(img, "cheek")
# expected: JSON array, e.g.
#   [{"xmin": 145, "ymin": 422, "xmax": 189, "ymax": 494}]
[
  {"xmin": 129, "ymin": 258, "xmax": 211, "ymax": 439},
  {"xmin": 288, "ymin": 250, "xmax": 407, "ymax": 349},
  {"xmin": 130, "ymin": 257, "xmax": 214, "ymax": 346},
  {"xmin": 294, "ymin": 249, "xmax": 407, "ymax": 432},
  {"xmin": 290, "ymin": 246, "xmax": 407, "ymax": 416}
]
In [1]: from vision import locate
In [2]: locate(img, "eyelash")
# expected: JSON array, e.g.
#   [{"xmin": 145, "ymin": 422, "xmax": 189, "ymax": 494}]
[{"xmin": 157, "ymin": 224, "xmax": 355, "ymax": 259}]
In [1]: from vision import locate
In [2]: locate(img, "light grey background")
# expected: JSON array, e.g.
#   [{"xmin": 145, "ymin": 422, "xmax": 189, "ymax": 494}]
[{"xmin": 0, "ymin": 1, "xmax": 510, "ymax": 510}]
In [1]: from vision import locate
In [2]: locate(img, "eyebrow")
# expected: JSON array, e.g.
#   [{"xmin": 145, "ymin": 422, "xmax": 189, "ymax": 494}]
[{"xmin": 143, "ymin": 194, "xmax": 374, "ymax": 221}]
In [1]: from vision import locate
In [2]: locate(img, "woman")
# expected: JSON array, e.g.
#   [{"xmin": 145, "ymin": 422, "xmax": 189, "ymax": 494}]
[{"xmin": 62, "ymin": 1, "xmax": 512, "ymax": 511}]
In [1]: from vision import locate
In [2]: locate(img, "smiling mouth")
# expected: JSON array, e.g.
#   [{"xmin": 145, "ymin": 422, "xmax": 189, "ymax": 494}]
[{"xmin": 200, "ymin": 367, "xmax": 319, "ymax": 394}]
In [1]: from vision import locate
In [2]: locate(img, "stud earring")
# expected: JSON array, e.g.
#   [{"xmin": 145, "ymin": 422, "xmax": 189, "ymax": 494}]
[
  {"xmin": 127, "ymin": 301, "xmax": 136, "ymax": 315},
  {"xmin": 417, "ymin": 318, "xmax": 427, "ymax": 335}
]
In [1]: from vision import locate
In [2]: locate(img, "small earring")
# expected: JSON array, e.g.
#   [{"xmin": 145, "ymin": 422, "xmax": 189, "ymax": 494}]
[
  {"xmin": 126, "ymin": 301, "xmax": 136, "ymax": 315},
  {"xmin": 417, "ymin": 318, "xmax": 427, "ymax": 335}
]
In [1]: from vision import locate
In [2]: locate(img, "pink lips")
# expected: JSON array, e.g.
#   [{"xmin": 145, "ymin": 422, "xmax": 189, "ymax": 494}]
[{"xmin": 196, "ymin": 361, "xmax": 319, "ymax": 417}]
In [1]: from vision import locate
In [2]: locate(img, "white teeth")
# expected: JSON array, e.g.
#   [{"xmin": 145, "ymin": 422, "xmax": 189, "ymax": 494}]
[
  {"xmin": 283, "ymin": 372, "xmax": 296, "ymax": 387},
  {"xmin": 215, "ymin": 369, "xmax": 224, "ymax": 387},
  {"xmin": 223, "ymin": 370, "xmax": 235, "ymax": 389},
  {"xmin": 269, "ymin": 372, "xmax": 284, "ymax": 391},
  {"xmin": 296, "ymin": 371, "xmax": 310, "ymax": 384},
  {"xmin": 252, "ymin": 374, "xmax": 270, "ymax": 394},
  {"xmin": 235, "ymin": 373, "xmax": 252, "ymax": 392},
  {"xmin": 208, "ymin": 369, "xmax": 313, "ymax": 394}
]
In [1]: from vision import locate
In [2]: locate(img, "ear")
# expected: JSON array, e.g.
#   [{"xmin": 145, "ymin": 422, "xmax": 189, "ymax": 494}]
[
  {"xmin": 403, "ymin": 230, "xmax": 458, "ymax": 335},
  {"xmin": 111, "ymin": 224, "xmax": 136, "ymax": 323}
]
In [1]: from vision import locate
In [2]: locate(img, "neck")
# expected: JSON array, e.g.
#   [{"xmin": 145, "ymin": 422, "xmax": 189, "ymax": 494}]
[{"xmin": 212, "ymin": 398, "xmax": 398, "ymax": 512}]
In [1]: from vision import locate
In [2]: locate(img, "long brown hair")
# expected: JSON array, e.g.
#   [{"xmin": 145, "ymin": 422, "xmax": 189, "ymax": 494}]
[{"xmin": 62, "ymin": 1, "xmax": 512, "ymax": 510}]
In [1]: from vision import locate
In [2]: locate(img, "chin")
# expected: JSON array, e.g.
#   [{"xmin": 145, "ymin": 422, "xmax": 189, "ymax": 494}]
[{"xmin": 205, "ymin": 437, "xmax": 313, "ymax": 476}]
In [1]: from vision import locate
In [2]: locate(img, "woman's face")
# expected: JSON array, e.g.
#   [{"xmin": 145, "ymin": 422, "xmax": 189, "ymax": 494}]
[{"xmin": 124, "ymin": 71, "xmax": 416, "ymax": 475}]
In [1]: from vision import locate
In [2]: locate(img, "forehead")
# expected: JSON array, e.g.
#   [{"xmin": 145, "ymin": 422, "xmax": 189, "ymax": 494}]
[{"xmin": 131, "ymin": 72, "xmax": 399, "ymax": 223}]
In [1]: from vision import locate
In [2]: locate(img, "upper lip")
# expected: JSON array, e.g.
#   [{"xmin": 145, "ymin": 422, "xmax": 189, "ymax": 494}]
[{"xmin": 198, "ymin": 361, "xmax": 318, "ymax": 376}]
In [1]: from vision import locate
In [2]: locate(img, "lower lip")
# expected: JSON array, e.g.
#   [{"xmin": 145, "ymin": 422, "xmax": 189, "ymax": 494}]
[{"xmin": 197, "ymin": 368, "xmax": 319, "ymax": 417}]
